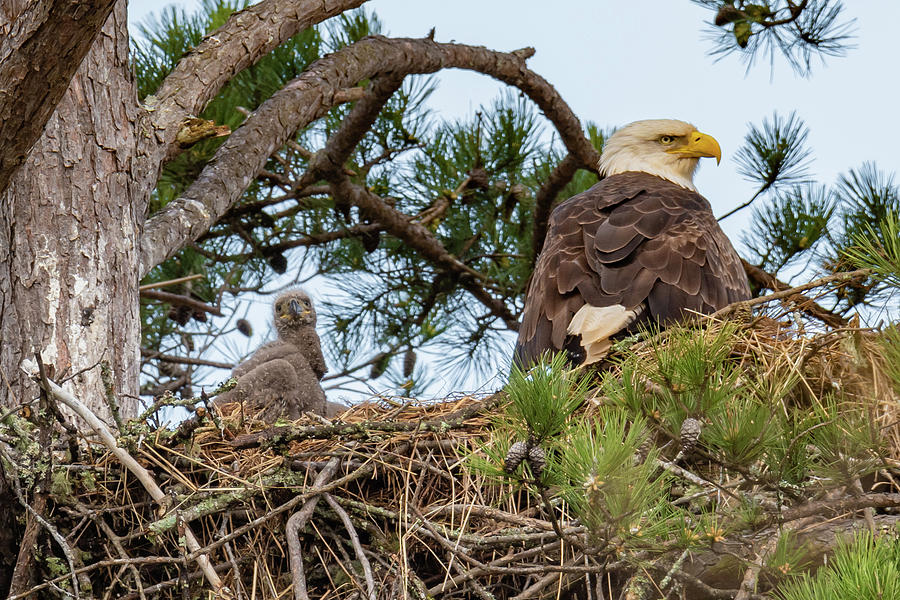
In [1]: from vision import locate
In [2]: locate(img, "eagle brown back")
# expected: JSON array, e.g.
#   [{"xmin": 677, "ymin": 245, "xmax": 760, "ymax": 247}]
[{"xmin": 515, "ymin": 171, "xmax": 750, "ymax": 367}]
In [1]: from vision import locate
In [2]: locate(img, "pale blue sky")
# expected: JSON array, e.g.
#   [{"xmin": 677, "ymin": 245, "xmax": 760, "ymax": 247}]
[{"xmin": 127, "ymin": 1, "xmax": 900, "ymax": 400}]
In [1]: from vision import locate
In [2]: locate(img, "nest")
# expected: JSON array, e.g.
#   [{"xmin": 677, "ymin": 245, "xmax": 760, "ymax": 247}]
[{"xmin": 10, "ymin": 284, "xmax": 900, "ymax": 600}]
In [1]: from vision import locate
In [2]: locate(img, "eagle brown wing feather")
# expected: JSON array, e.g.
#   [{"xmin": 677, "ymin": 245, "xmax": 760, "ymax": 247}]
[{"xmin": 515, "ymin": 172, "xmax": 750, "ymax": 366}]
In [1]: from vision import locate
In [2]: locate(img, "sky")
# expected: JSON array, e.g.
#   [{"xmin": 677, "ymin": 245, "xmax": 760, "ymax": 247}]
[{"xmin": 126, "ymin": 1, "xmax": 900, "ymax": 400}]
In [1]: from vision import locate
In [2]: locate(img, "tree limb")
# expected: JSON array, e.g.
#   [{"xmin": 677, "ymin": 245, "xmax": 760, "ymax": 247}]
[
  {"xmin": 711, "ymin": 268, "xmax": 870, "ymax": 320},
  {"xmin": 144, "ymin": 0, "xmax": 367, "ymax": 151},
  {"xmin": 140, "ymin": 35, "xmax": 597, "ymax": 276},
  {"xmin": 0, "ymin": 0, "xmax": 117, "ymax": 195},
  {"xmin": 740, "ymin": 259, "xmax": 848, "ymax": 327}
]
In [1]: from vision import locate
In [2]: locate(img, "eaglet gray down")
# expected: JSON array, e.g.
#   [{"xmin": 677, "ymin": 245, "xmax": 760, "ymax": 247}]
[{"xmin": 215, "ymin": 290, "xmax": 344, "ymax": 421}]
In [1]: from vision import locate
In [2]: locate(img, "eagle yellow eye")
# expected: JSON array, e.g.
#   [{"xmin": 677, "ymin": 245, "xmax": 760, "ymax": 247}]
[{"xmin": 659, "ymin": 135, "xmax": 675, "ymax": 144}]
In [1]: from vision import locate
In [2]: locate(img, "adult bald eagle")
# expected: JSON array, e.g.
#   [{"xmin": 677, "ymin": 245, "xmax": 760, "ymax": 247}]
[{"xmin": 515, "ymin": 119, "xmax": 750, "ymax": 367}]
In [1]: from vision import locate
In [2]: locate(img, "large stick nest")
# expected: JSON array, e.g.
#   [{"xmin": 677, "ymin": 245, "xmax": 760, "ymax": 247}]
[{"xmin": 5, "ymin": 292, "xmax": 900, "ymax": 600}]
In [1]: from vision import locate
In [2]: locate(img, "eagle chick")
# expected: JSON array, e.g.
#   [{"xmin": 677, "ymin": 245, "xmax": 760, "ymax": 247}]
[{"xmin": 216, "ymin": 289, "xmax": 329, "ymax": 421}]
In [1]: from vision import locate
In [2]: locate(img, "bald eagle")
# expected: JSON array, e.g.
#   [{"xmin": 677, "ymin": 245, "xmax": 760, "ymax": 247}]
[{"xmin": 515, "ymin": 119, "xmax": 750, "ymax": 366}]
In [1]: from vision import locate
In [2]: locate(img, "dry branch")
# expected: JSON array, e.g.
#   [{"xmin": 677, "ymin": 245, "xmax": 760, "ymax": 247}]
[
  {"xmin": 33, "ymin": 374, "xmax": 228, "ymax": 596},
  {"xmin": 713, "ymin": 267, "xmax": 871, "ymax": 319},
  {"xmin": 741, "ymin": 259, "xmax": 848, "ymax": 327},
  {"xmin": 286, "ymin": 456, "xmax": 341, "ymax": 600},
  {"xmin": 139, "ymin": 289, "xmax": 224, "ymax": 317}
]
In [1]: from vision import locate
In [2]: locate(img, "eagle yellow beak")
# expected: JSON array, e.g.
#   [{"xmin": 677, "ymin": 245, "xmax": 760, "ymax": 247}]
[{"xmin": 667, "ymin": 131, "xmax": 722, "ymax": 165}]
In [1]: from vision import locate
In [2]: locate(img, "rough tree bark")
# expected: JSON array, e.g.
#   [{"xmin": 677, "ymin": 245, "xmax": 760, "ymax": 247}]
[{"xmin": 0, "ymin": 3, "xmax": 143, "ymax": 422}]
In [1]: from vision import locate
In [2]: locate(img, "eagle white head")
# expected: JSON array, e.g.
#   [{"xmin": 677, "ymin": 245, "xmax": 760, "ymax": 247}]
[{"xmin": 599, "ymin": 119, "xmax": 722, "ymax": 192}]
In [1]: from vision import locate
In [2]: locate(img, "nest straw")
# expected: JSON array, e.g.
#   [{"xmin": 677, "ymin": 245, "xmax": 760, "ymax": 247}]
[{"xmin": 12, "ymin": 277, "xmax": 900, "ymax": 600}]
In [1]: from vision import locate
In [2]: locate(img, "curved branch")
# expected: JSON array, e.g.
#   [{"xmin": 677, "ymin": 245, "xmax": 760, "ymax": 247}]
[
  {"xmin": 0, "ymin": 0, "xmax": 116, "ymax": 195},
  {"xmin": 741, "ymin": 259, "xmax": 847, "ymax": 327},
  {"xmin": 140, "ymin": 35, "xmax": 598, "ymax": 276}
]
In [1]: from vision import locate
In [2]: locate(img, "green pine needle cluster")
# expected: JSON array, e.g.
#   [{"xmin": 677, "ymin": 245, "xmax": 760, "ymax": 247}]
[
  {"xmin": 691, "ymin": 1, "xmax": 855, "ymax": 76},
  {"xmin": 476, "ymin": 319, "xmax": 889, "ymax": 559},
  {"xmin": 778, "ymin": 531, "xmax": 900, "ymax": 600},
  {"xmin": 738, "ymin": 112, "xmax": 898, "ymax": 313}
]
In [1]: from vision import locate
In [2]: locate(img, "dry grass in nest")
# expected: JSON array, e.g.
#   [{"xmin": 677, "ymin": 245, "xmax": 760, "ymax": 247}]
[{"xmin": 18, "ymin": 286, "xmax": 900, "ymax": 600}]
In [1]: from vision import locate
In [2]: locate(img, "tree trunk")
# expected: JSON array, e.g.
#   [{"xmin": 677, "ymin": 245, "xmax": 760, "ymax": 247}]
[{"xmin": 0, "ymin": 2, "xmax": 142, "ymax": 423}]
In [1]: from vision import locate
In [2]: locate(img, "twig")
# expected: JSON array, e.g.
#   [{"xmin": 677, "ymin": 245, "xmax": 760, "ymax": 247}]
[
  {"xmin": 716, "ymin": 185, "xmax": 768, "ymax": 222},
  {"xmin": 776, "ymin": 492, "xmax": 900, "ymax": 525},
  {"xmin": 0, "ymin": 441, "xmax": 81, "ymax": 599},
  {"xmin": 188, "ymin": 457, "xmax": 375, "ymax": 561},
  {"xmin": 741, "ymin": 259, "xmax": 848, "ymax": 328},
  {"xmin": 74, "ymin": 504, "xmax": 147, "ymax": 600},
  {"xmin": 230, "ymin": 393, "xmax": 500, "ymax": 449},
  {"xmin": 711, "ymin": 268, "xmax": 870, "ymax": 320},
  {"xmin": 139, "ymin": 274, "xmax": 204, "ymax": 291},
  {"xmin": 7, "ymin": 557, "xmax": 185, "ymax": 600},
  {"xmin": 656, "ymin": 457, "xmax": 741, "ymax": 502},
  {"xmin": 324, "ymin": 493, "xmax": 377, "ymax": 600},
  {"xmin": 33, "ymin": 374, "xmax": 227, "ymax": 595},
  {"xmin": 286, "ymin": 456, "xmax": 342, "ymax": 600},
  {"xmin": 512, "ymin": 561, "xmax": 582, "ymax": 600},
  {"xmin": 139, "ymin": 289, "xmax": 224, "ymax": 317},
  {"xmin": 140, "ymin": 348, "xmax": 233, "ymax": 370},
  {"xmin": 658, "ymin": 549, "xmax": 689, "ymax": 592}
]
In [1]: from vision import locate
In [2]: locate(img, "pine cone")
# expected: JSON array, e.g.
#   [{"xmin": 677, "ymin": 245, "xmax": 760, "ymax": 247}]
[
  {"xmin": 504, "ymin": 441, "xmax": 530, "ymax": 473},
  {"xmin": 361, "ymin": 230, "xmax": 381, "ymax": 253},
  {"xmin": 680, "ymin": 417, "xmax": 702, "ymax": 455},
  {"xmin": 369, "ymin": 352, "xmax": 390, "ymax": 379},
  {"xmin": 527, "ymin": 444, "xmax": 546, "ymax": 479},
  {"xmin": 236, "ymin": 319, "xmax": 253, "ymax": 337}
]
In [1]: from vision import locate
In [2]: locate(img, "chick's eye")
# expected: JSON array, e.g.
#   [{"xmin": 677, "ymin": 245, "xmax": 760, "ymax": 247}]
[{"xmin": 659, "ymin": 135, "xmax": 675, "ymax": 144}]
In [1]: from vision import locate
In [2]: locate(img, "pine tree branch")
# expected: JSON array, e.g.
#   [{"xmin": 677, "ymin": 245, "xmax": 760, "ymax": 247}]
[
  {"xmin": 717, "ymin": 185, "xmax": 768, "ymax": 222},
  {"xmin": 741, "ymin": 259, "xmax": 848, "ymax": 327},
  {"xmin": 327, "ymin": 173, "xmax": 520, "ymax": 330},
  {"xmin": 140, "ymin": 348, "xmax": 233, "ymax": 370},
  {"xmin": 298, "ymin": 74, "xmax": 406, "ymax": 190},
  {"xmin": 711, "ymin": 268, "xmax": 870, "ymax": 320},
  {"xmin": 140, "ymin": 35, "xmax": 597, "ymax": 276},
  {"xmin": 0, "ymin": 0, "xmax": 117, "ymax": 195},
  {"xmin": 139, "ymin": 289, "xmax": 223, "ymax": 317},
  {"xmin": 532, "ymin": 154, "xmax": 581, "ymax": 262}
]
